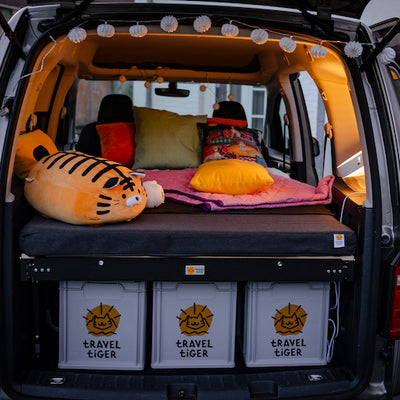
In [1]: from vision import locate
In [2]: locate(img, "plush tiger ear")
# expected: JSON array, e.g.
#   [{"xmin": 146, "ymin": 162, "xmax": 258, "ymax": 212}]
[
  {"xmin": 25, "ymin": 178, "xmax": 35, "ymax": 182},
  {"xmin": 103, "ymin": 177, "xmax": 120, "ymax": 189},
  {"xmin": 130, "ymin": 171, "xmax": 145, "ymax": 178}
]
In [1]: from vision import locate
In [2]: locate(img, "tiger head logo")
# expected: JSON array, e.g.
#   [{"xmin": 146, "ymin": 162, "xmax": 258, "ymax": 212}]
[
  {"xmin": 273, "ymin": 303, "xmax": 307, "ymax": 336},
  {"xmin": 177, "ymin": 303, "xmax": 213, "ymax": 336},
  {"xmin": 84, "ymin": 303, "xmax": 121, "ymax": 336}
]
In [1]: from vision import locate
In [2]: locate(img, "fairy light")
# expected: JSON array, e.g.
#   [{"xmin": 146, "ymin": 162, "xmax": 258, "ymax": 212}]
[
  {"xmin": 68, "ymin": 27, "xmax": 87, "ymax": 43},
  {"xmin": 97, "ymin": 22, "xmax": 115, "ymax": 38},
  {"xmin": 129, "ymin": 23, "xmax": 148, "ymax": 38},
  {"xmin": 310, "ymin": 43, "xmax": 328, "ymax": 58},
  {"xmin": 66, "ymin": 15, "xmax": 371, "ymax": 61},
  {"xmin": 160, "ymin": 15, "xmax": 178, "ymax": 33},
  {"xmin": 221, "ymin": 21, "xmax": 239, "ymax": 37},
  {"xmin": 194, "ymin": 15, "xmax": 212, "ymax": 33}
]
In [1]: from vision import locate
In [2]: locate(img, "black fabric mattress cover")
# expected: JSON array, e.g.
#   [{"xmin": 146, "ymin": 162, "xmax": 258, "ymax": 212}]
[{"xmin": 19, "ymin": 201, "xmax": 357, "ymax": 258}]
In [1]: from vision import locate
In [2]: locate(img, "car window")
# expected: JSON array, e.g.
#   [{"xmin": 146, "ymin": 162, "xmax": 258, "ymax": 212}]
[
  {"xmin": 75, "ymin": 80, "xmax": 267, "ymax": 132},
  {"xmin": 298, "ymin": 71, "xmax": 329, "ymax": 178}
]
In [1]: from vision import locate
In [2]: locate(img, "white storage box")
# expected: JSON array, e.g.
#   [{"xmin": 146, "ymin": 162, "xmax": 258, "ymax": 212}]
[
  {"xmin": 244, "ymin": 282, "xmax": 330, "ymax": 367},
  {"xmin": 59, "ymin": 281, "xmax": 146, "ymax": 370},
  {"xmin": 151, "ymin": 282, "xmax": 237, "ymax": 369}
]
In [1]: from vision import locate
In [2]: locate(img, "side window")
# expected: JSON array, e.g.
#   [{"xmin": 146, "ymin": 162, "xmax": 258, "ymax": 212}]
[
  {"xmin": 268, "ymin": 94, "xmax": 290, "ymax": 171},
  {"xmin": 251, "ymin": 87, "xmax": 267, "ymax": 131},
  {"xmin": 298, "ymin": 72, "xmax": 329, "ymax": 179}
]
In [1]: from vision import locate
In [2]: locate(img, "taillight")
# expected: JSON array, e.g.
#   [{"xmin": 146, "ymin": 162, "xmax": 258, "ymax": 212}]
[{"xmin": 389, "ymin": 264, "xmax": 400, "ymax": 338}]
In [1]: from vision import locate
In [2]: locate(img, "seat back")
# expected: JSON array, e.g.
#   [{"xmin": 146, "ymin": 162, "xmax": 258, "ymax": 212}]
[
  {"xmin": 76, "ymin": 94, "xmax": 134, "ymax": 156},
  {"xmin": 212, "ymin": 101, "xmax": 247, "ymax": 125}
]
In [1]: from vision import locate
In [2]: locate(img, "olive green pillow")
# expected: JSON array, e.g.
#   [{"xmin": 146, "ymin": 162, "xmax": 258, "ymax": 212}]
[{"xmin": 132, "ymin": 107, "xmax": 206, "ymax": 169}]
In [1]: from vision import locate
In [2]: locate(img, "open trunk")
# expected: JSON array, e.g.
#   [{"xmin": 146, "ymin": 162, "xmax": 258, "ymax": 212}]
[{"xmin": 0, "ymin": 1, "xmax": 394, "ymax": 399}]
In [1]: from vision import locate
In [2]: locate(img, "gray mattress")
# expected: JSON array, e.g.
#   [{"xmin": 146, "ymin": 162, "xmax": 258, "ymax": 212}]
[{"xmin": 19, "ymin": 202, "xmax": 357, "ymax": 258}]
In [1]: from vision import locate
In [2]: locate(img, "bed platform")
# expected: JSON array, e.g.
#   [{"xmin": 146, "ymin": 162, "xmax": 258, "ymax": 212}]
[{"xmin": 19, "ymin": 201, "xmax": 356, "ymax": 282}]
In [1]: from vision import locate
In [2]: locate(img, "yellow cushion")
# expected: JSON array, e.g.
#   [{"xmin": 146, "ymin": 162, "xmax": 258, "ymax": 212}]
[
  {"xmin": 133, "ymin": 107, "xmax": 206, "ymax": 169},
  {"xmin": 14, "ymin": 129, "xmax": 58, "ymax": 179},
  {"xmin": 190, "ymin": 159, "xmax": 274, "ymax": 195}
]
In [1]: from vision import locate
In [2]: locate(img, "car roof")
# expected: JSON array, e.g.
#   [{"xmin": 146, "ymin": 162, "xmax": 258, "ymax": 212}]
[{"xmin": 25, "ymin": 0, "xmax": 371, "ymax": 20}]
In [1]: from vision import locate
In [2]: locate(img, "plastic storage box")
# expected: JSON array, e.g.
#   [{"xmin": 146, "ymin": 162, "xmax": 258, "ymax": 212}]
[
  {"xmin": 152, "ymin": 282, "xmax": 237, "ymax": 369},
  {"xmin": 59, "ymin": 281, "xmax": 146, "ymax": 370},
  {"xmin": 244, "ymin": 282, "xmax": 330, "ymax": 367}
]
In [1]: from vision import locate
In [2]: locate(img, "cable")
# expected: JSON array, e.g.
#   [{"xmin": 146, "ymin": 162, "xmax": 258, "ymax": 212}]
[
  {"xmin": 339, "ymin": 191, "xmax": 366, "ymax": 223},
  {"xmin": 327, "ymin": 281, "xmax": 341, "ymax": 363}
]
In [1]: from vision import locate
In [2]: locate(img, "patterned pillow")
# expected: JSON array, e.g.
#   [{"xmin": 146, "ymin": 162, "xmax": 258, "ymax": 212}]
[{"xmin": 201, "ymin": 124, "xmax": 267, "ymax": 167}]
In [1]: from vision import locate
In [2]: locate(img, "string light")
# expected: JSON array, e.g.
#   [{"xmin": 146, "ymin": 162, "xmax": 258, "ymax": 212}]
[
  {"xmin": 129, "ymin": 23, "xmax": 148, "ymax": 38},
  {"xmin": 221, "ymin": 22, "xmax": 239, "ymax": 37},
  {"xmin": 97, "ymin": 22, "xmax": 115, "ymax": 38},
  {"xmin": 279, "ymin": 37, "xmax": 296, "ymax": 53},
  {"xmin": 66, "ymin": 15, "xmax": 371, "ymax": 61},
  {"xmin": 160, "ymin": 15, "xmax": 178, "ymax": 33},
  {"xmin": 194, "ymin": 15, "xmax": 212, "ymax": 33},
  {"xmin": 379, "ymin": 47, "xmax": 396, "ymax": 65},
  {"xmin": 344, "ymin": 41, "xmax": 363, "ymax": 58},
  {"xmin": 310, "ymin": 44, "xmax": 327, "ymax": 58},
  {"xmin": 251, "ymin": 29, "xmax": 268, "ymax": 45},
  {"xmin": 68, "ymin": 27, "xmax": 87, "ymax": 43},
  {"xmin": 200, "ymin": 84, "xmax": 207, "ymax": 92}
]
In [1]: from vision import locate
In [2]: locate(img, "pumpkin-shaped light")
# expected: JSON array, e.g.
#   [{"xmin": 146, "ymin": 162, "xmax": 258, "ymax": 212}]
[
  {"xmin": 251, "ymin": 29, "xmax": 268, "ymax": 45},
  {"xmin": 129, "ymin": 24, "xmax": 148, "ymax": 38},
  {"xmin": 144, "ymin": 81, "xmax": 151, "ymax": 88},
  {"xmin": 68, "ymin": 27, "xmax": 87, "ymax": 44},
  {"xmin": 200, "ymin": 84, "xmax": 207, "ymax": 92},
  {"xmin": 344, "ymin": 41, "xmax": 363, "ymax": 58},
  {"xmin": 228, "ymin": 93, "xmax": 235, "ymax": 101},
  {"xmin": 213, "ymin": 103, "xmax": 220, "ymax": 110},
  {"xmin": 221, "ymin": 22, "xmax": 239, "ymax": 37},
  {"xmin": 379, "ymin": 47, "xmax": 396, "ymax": 65},
  {"xmin": 97, "ymin": 22, "xmax": 115, "ymax": 38},
  {"xmin": 156, "ymin": 76, "xmax": 164, "ymax": 84},
  {"xmin": 310, "ymin": 44, "xmax": 327, "ymax": 58},
  {"xmin": 160, "ymin": 15, "xmax": 178, "ymax": 33},
  {"xmin": 194, "ymin": 15, "xmax": 211, "ymax": 33},
  {"xmin": 279, "ymin": 37, "xmax": 296, "ymax": 53}
]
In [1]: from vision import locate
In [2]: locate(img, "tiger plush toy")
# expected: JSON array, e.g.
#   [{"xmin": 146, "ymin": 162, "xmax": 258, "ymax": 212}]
[{"xmin": 25, "ymin": 151, "xmax": 147, "ymax": 225}]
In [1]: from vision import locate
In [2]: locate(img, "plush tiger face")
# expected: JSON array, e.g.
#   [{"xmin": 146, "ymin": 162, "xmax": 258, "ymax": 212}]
[{"xmin": 24, "ymin": 151, "xmax": 147, "ymax": 225}]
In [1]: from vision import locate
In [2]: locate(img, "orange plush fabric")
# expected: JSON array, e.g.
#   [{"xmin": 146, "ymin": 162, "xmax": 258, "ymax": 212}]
[
  {"xmin": 24, "ymin": 151, "xmax": 146, "ymax": 225},
  {"xmin": 96, "ymin": 122, "xmax": 136, "ymax": 167},
  {"xmin": 14, "ymin": 129, "xmax": 58, "ymax": 179}
]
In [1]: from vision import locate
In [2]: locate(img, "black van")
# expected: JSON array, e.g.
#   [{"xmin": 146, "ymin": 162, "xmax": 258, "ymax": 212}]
[{"xmin": 1, "ymin": 1, "xmax": 400, "ymax": 399}]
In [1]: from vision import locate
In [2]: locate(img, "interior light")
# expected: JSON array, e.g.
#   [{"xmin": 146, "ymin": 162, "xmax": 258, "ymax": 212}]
[{"xmin": 337, "ymin": 151, "xmax": 366, "ymax": 192}]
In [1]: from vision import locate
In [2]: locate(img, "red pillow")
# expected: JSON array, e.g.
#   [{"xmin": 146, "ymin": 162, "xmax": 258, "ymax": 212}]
[
  {"xmin": 96, "ymin": 122, "xmax": 136, "ymax": 167},
  {"xmin": 206, "ymin": 117, "xmax": 247, "ymax": 128}
]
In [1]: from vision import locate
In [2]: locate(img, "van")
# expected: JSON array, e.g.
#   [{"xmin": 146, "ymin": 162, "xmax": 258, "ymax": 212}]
[{"xmin": 0, "ymin": 1, "xmax": 399, "ymax": 399}]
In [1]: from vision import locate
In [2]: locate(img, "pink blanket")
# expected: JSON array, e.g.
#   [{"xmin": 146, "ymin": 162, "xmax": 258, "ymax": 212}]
[{"xmin": 142, "ymin": 168, "xmax": 334, "ymax": 211}]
